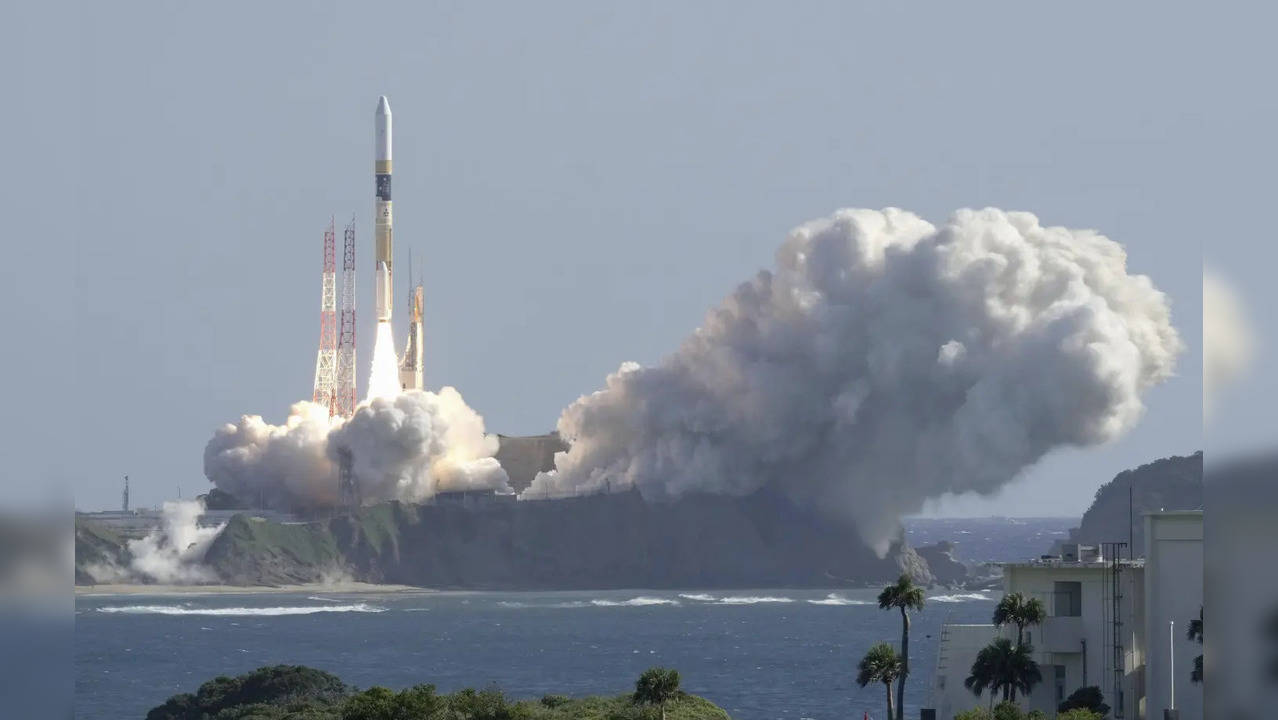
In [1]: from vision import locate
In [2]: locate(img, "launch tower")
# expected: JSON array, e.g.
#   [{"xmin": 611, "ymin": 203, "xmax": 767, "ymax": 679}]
[
  {"xmin": 335, "ymin": 217, "xmax": 358, "ymax": 416},
  {"xmin": 311, "ymin": 218, "xmax": 338, "ymax": 413}
]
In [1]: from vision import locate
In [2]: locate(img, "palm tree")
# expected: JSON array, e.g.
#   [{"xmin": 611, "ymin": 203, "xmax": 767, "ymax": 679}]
[
  {"xmin": 1188, "ymin": 607, "xmax": 1203, "ymax": 684},
  {"xmin": 633, "ymin": 667, "xmax": 681, "ymax": 720},
  {"xmin": 878, "ymin": 574, "xmax": 925, "ymax": 720},
  {"xmin": 857, "ymin": 642, "xmax": 903, "ymax": 720},
  {"xmin": 965, "ymin": 637, "xmax": 1043, "ymax": 705},
  {"xmin": 992, "ymin": 592, "xmax": 1047, "ymax": 648},
  {"xmin": 992, "ymin": 592, "xmax": 1046, "ymax": 701}
]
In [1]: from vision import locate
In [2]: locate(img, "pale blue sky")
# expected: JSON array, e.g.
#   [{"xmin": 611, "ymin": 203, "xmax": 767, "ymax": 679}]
[{"xmin": 9, "ymin": 2, "xmax": 1255, "ymax": 514}]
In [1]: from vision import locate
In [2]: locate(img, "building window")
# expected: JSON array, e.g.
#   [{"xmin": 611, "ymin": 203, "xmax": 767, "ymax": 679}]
[
  {"xmin": 1054, "ymin": 581, "xmax": 1082, "ymax": 617},
  {"xmin": 1055, "ymin": 665, "xmax": 1066, "ymax": 704}
]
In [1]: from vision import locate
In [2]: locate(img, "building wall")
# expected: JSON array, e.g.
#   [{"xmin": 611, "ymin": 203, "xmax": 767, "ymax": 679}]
[
  {"xmin": 494, "ymin": 433, "xmax": 567, "ymax": 494},
  {"xmin": 1003, "ymin": 564, "xmax": 1145, "ymax": 718},
  {"xmin": 1143, "ymin": 512, "xmax": 1203, "ymax": 719},
  {"xmin": 931, "ymin": 624, "xmax": 1004, "ymax": 719},
  {"xmin": 931, "ymin": 562, "xmax": 1146, "ymax": 720}
]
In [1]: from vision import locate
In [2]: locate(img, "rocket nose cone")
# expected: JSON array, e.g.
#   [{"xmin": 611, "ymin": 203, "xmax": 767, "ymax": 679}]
[{"xmin": 376, "ymin": 96, "xmax": 391, "ymax": 115}]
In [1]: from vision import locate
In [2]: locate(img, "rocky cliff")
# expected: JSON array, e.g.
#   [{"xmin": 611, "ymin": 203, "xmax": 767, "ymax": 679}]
[{"xmin": 200, "ymin": 490, "xmax": 929, "ymax": 589}]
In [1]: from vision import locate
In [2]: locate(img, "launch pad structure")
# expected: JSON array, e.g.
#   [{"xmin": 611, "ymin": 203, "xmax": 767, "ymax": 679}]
[
  {"xmin": 308, "ymin": 95, "xmax": 427, "ymax": 510},
  {"xmin": 312, "ymin": 218, "xmax": 359, "ymax": 418}
]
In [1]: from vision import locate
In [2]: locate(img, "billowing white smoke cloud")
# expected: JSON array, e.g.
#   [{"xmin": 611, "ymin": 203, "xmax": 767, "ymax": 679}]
[
  {"xmin": 127, "ymin": 500, "xmax": 224, "ymax": 583},
  {"xmin": 525, "ymin": 208, "xmax": 1182, "ymax": 553},
  {"xmin": 85, "ymin": 500, "xmax": 224, "ymax": 584},
  {"xmin": 203, "ymin": 401, "xmax": 337, "ymax": 510},
  {"xmin": 203, "ymin": 388, "xmax": 508, "ymax": 512},
  {"xmin": 326, "ymin": 388, "xmax": 510, "ymax": 503}
]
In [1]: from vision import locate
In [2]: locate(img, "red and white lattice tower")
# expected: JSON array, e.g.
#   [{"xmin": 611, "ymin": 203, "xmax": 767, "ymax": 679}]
[
  {"xmin": 335, "ymin": 216, "xmax": 358, "ymax": 417},
  {"xmin": 311, "ymin": 218, "xmax": 338, "ymax": 414}
]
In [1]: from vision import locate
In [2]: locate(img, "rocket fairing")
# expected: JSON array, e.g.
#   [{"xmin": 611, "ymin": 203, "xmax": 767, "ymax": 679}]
[{"xmin": 374, "ymin": 96, "xmax": 393, "ymax": 323}]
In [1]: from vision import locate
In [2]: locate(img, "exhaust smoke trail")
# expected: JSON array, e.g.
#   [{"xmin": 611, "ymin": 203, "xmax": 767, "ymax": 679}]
[
  {"xmin": 524, "ymin": 207, "xmax": 1182, "ymax": 553},
  {"xmin": 367, "ymin": 321, "xmax": 401, "ymax": 401}
]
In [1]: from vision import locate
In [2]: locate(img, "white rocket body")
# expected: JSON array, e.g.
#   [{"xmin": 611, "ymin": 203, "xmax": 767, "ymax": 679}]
[{"xmin": 374, "ymin": 96, "xmax": 393, "ymax": 323}]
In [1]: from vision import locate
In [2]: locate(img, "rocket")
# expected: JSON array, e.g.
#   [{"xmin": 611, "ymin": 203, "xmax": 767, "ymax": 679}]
[{"xmin": 374, "ymin": 96, "xmax": 393, "ymax": 322}]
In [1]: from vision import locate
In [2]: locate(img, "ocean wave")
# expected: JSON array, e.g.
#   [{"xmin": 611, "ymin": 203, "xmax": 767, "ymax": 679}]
[
  {"xmin": 927, "ymin": 593, "xmax": 993, "ymax": 603},
  {"xmin": 590, "ymin": 597, "xmax": 679, "ymax": 607},
  {"xmin": 806, "ymin": 593, "xmax": 872, "ymax": 606},
  {"xmin": 497, "ymin": 600, "xmax": 590, "ymax": 609},
  {"xmin": 716, "ymin": 596, "xmax": 793, "ymax": 604},
  {"xmin": 95, "ymin": 603, "xmax": 387, "ymax": 616},
  {"xmin": 677, "ymin": 593, "xmax": 717, "ymax": 602}
]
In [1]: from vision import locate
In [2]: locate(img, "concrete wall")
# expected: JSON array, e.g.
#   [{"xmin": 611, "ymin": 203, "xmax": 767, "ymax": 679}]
[
  {"xmin": 494, "ymin": 433, "xmax": 567, "ymax": 494},
  {"xmin": 931, "ymin": 624, "xmax": 1000, "ymax": 719},
  {"xmin": 1002, "ymin": 563, "xmax": 1145, "ymax": 718},
  {"xmin": 1143, "ymin": 512, "xmax": 1203, "ymax": 719}
]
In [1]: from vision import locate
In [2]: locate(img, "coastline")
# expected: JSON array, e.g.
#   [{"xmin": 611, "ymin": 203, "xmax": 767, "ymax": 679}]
[{"xmin": 74, "ymin": 582, "xmax": 432, "ymax": 596}]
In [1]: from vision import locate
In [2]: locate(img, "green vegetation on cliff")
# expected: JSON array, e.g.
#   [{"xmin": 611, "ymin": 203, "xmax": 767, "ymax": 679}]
[
  {"xmin": 74, "ymin": 515, "xmax": 128, "ymax": 584},
  {"xmin": 146, "ymin": 665, "xmax": 732, "ymax": 720},
  {"xmin": 1065, "ymin": 451, "xmax": 1201, "ymax": 555},
  {"xmin": 202, "ymin": 515, "xmax": 342, "ymax": 585}
]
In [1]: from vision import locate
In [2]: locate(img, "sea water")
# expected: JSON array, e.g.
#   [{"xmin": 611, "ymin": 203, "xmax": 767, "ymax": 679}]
[{"xmin": 74, "ymin": 518, "xmax": 1072, "ymax": 719}]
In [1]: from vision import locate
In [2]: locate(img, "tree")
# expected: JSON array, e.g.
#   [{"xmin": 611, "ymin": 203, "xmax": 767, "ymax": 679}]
[
  {"xmin": 992, "ymin": 592, "xmax": 1046, "ymax": 702},
  {"xmin": 992, "ymin": 593, "xmax": 1046, "ymax": 649},
  {"xmin": 1057, "ymin": 686, "xmax": 1109, "ymax": 716},
  {"xmin": 341, "ymin": 684, "xmax": 445, "ymax": 720},
  {"xmin": 856, "ymin": 642, "xmax": 903, "ymax": 720},
  {"xmin": 632, "ymin": 667, "xmax": 681, "ymax": 720},
  {"xmin": 878, "ymin": 574, "xmax": 925, "ymax": 720},
  {"xmin": 965, "ymin": 638, "xmax": 1042, "ymax": 705},
  {"xmin": 1188, "ymin": 606, "xmax": 1204, "ymax": 684}
]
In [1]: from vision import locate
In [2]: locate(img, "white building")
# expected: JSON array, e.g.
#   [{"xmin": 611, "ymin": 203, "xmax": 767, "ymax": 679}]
[
  {"xmin": 929, "ymin": 512, "xmax": 1202, "ymax": 720},
  {"xmin": 1143, "ymin": 511, "xmax": 1203, "ymax": 718}
]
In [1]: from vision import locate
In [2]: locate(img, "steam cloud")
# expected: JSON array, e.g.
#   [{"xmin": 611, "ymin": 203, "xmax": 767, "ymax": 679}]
[
  {"xmin": 525, "ymin": 208, "xmax": 1181, "ymax": 552},
  {"xmin": 85, "ymin": 500, "xmax": 224, "ymax": 584},
  {"xmin": 204, "ymin": 388, "xmax": 508, "ymax": 512}
]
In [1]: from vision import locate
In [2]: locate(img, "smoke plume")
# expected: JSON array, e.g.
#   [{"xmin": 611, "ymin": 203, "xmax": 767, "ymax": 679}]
[
  {"xmin": 84, "ymin": 500, "xmax": 224, "ymax": 584},
  {"xmin": 525, "ymin": 208, "xmax": 1181, "ymax": 552},
  {"xmin": 203, "ymin": 388, "xmax": 508, "ymax": 512}
]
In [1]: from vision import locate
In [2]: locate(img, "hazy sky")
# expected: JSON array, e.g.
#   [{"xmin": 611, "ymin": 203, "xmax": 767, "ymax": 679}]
[{"xmin": 13, "ymin": 2, "xmax": 1257, "ymax": 514}]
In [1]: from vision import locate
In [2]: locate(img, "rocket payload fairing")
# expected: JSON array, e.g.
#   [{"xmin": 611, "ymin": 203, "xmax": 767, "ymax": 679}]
[{"xmin": 374, "ymin": 96, "xmax": 393, "ymax": 322}]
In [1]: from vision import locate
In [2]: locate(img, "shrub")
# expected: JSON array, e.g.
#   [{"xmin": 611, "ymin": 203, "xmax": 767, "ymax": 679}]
[
  {"xmin": 540, "ymin": 694, "xmax": 572, "ymax": 708},
  {"xmin": 1058, "ymin": 686, "xmax": 1109, "ymax": 716}
]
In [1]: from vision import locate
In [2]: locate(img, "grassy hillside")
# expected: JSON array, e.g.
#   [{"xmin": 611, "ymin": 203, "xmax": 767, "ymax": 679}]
[
  {"xmin": 74, "ymin": 515, "xmax": 129, "ymax": 584},
  {"xmin": 202, "ymin": 514, "xmax": 342, "ymax": 585}
]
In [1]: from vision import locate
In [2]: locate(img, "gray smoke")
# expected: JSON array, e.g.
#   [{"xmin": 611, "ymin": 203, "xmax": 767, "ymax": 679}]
[
  {"xmin": 204, "ymin": 388, "xmax": 508, "ymax": 512},
  {"xmin": 525, "ymin": 208, "xmax": 1182, "ymax": 553}
]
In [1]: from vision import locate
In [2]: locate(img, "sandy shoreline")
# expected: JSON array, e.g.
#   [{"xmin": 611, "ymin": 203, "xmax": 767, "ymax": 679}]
[{"xmin": 74, "ymin": 582, "xmax": 434, "ymax": 596}]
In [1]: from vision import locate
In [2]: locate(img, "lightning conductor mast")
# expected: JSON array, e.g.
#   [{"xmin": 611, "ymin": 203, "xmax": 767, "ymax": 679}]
[{"xmin": 374, "ymin": 96, "xmax": 393, "ymax": 323}]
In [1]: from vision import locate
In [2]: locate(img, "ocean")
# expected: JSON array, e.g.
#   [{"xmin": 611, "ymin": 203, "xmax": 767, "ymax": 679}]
[{"xmin": 74, "ymin": 517, "xmax": 1074, "ymax": 719}]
